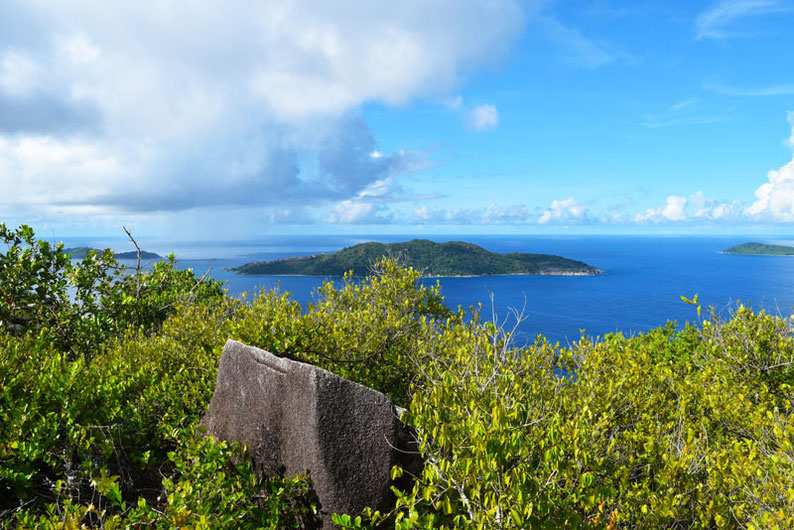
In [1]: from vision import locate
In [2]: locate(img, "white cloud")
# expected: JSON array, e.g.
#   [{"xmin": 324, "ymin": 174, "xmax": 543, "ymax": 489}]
[
  {"xmin": 412, "ymin": 205, "xmax": 436, "ymax": 223},
  {"xmin": 635, "ymin": 195, "xmax": 688, "ymax": 222},
  {"xmin": 466, "ymin": 104, "xmax": 500, "ymax": 131},
  {"xmin": 538, "ymin": 197, "xmax": 589, "ymax": 224},
  {"xmin": 0, "ymin": 50, "xmax": 41, "ymax": 96},
  {"xmin": 484, "ymin": 203, "xmax": 528, "ymax": 223},
  {"xmin": 688, "ymin": 190, "xmax": 743, "ymax": 220},
  {"xmin": 744, "ymin": 112, "xmax": 794, "ymax": 221},
  {"xmin": 61, "ymin": 34, "xmax": 100, "ymax": 66},
  {"xmin": 410, "ymin": 203, "xmax": 530, "ymax": 225},
  {"xmin": 327, "ymin": 200, "xmax": 393, "ymax": 224},
  {"xmin": 745, "ymin": 162, "xmax": 794, "ymax": 221},
  {"xmin": 634, "ymin": 191, "xmax": 743, "ymax": 223},
  {"xmin": 411, "ymin": 205, "xmax": 482, "ymax": 224},
  {"xmin": 696, "ymin": 0, "xmax": 792, "ymax": 39},
  {"xmin": 0, "ymin": 0, "xmax": 525, "ymax": 224}
]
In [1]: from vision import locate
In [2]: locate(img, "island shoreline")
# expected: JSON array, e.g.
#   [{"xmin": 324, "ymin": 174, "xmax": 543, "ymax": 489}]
[{"xmin": 226, "ymin": 269, "xmax": 604, "ymax": 278}]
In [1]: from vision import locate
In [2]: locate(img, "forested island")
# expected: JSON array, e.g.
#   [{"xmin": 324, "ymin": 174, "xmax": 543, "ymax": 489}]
[
  {"xmin": 233, "ymin": 239, "xmax": 601, "ymax": 277},
  {"xmin": 64, "ymin": 246, "xmax": 162, "ymax": 260},
  {"xmin": 722, "ymin": 242, "xmax": 794, "ymax": 255}
]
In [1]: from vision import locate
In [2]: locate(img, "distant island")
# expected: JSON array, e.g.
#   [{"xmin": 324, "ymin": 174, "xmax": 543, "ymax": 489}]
[
  {"xmin": 233, "ymin": 239, "xmax": 602, "ymax": 277},
  {"xmin": 722, "ymin": 242, "xmax": 794, "ymax": 256},
  {"xmin": 64, "ymin": 247, "xmax": 162, "ymax": 260}
]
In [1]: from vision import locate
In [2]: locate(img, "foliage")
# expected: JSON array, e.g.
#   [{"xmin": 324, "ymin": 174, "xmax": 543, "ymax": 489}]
[
  {"xmin": 229, "ymin": 259, "xmax": 451, "ymax": 405},
  {"xmin": 3, "ymin": 223, "xmax": 794, "ymax": 529},
  {"xmin": 233, "ymin": 239, "xmax": 601, "ymax": 277},
  {"xmin": 0, "ymin": 223, "xmax": 225, "ymax": 356},
  {"xmin": 11, "ymin": 434, "xmax": 319, "ymax": 529},
  {"xmin": 389, "ymin": 305, "xmax": 794, "ymax": 529},
  {"xmin": 1, "ymin": 224, "xmax": 451, "ymax": 524}
]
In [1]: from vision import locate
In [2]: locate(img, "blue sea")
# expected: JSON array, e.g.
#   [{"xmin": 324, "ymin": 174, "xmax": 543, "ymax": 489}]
[{"xmin": 64, "ymin": 235, "xmax": 794, "ymax": 345}]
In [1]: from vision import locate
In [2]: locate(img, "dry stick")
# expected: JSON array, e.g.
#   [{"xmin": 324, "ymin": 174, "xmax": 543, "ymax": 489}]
[{"xmin": 122, "ymin": 226, "xmax": 142, "ymax": 301}]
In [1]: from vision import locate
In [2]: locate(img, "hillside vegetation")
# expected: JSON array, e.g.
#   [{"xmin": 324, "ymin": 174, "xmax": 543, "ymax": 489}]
[
  {"xmin": 723, "ymin": 242, "xmax": 794, "ymax": 256},
  {"xmin": 233, "ymin": 239, "xmax": 601, "ymax": 277},
  {"xmin": 2, "ymin": 223, "xmax": 794, "ymax": 529}
]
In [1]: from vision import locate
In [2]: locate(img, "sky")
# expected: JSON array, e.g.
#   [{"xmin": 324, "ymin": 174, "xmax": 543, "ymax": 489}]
[{"xmin": 1, "ymin": 0, "xmax": 793, "ymax": 239}]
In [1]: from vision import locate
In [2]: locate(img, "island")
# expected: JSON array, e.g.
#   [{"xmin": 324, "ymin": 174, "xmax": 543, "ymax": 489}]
[
  {"xmin": 63, "ymin": 247, "xmax": 162, "ymax": 260},
  {"xmin": 722, "ymin": 242, "xmax": 794, "ymax": 256},
  {"xmin": 233, "ymin": 239, "xmax": 602, "ymax": 277}
]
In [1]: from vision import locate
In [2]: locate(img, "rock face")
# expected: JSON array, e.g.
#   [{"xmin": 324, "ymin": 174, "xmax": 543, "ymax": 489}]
[{"xmin": 202, "ymin": 340, "xmax": 419, "ymax": 527}]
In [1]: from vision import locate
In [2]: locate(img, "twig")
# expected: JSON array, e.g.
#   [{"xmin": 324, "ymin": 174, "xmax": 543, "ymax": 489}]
[{"xmin": 122, "ymin": 226, "xmax": 142, "ymax": 301}]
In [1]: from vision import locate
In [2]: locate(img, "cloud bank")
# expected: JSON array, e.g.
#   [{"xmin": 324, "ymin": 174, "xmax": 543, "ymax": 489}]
[{"xmin": 0, "ymin": 0, "xmax": 525, "ymax": 223}]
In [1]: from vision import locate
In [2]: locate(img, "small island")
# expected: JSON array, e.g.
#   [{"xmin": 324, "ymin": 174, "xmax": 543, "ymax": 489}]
[
  {"xmin": 233, "ymin": 239, "xmax": 602, "ymax": 277},
  {"xmin": 64, "ymin": 247, "xmax": 162, "ymax": 260},
  {"xmin": 722, "ymin": 242, "xmax": 794, "ymax": 256}
]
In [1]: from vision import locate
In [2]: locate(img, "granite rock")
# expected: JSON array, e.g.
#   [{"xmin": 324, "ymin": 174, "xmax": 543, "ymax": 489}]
[{"xmin": 201, "ymin": 339, "xmax": 420, "ymax": 527}]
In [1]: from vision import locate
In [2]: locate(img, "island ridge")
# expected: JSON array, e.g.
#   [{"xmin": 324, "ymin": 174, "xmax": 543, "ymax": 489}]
[
  {"xmin": 233, "ymin": 239, "xmax": 602, "ymax": 277},
  {"xmin": 722, "ymin": 242, "xmax": 794, "ymax": 256}
]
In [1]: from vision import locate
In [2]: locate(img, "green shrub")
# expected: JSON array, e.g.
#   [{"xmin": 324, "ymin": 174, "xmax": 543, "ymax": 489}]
[
  {"xmin": 390, "ymin": 306, "xmax": 794, "ymax": 529},
  {"xmin": 4, "ymin": 223, "xmax": 794, "ymax": 529},
  {"xmin": 11, "ymin": 434, "xmax": 319, "ymax": 530},
  {"xmin": 0, "ymin": 223, "xmax": 226, "ymax": 356},
  {"xmin": 230, "ymin": 259, "xmax": 451, "ymax": 406}
]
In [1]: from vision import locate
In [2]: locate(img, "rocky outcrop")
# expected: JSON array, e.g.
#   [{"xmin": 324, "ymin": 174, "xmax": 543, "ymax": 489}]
[{"xmin": 201, "ymin": 340, "xmax": 420, "ymax": 527}]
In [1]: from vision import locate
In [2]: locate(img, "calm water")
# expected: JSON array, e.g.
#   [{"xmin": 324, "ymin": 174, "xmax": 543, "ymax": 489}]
[{"xmin": 65, "ymin": 235, "xmax": 794, "ymax": 344}]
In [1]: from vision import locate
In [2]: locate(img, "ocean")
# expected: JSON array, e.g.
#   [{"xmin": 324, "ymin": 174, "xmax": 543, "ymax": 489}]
[{"xmin": 65, "ymin": 234, "xmax": 794, "ymax": 345}]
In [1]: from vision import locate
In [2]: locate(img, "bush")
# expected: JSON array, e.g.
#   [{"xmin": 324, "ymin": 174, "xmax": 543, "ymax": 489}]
[
  {"xmin": 391, "ymin": 306, "xmax": 794, "ymax": 528},
  {"xmin": 1, "ymin": 224, "xmax": 450, "ymax": 525},
  {"xmin": 0, "ymin": 222, "xmax": 226, "ymax": 356},
  {"xmin": 229, "ymin": 259, "xmax": 451, "ymax": 406},
  {"xmin": 3, "ymin": 223, "xmax": 794, "ymax": 528}
]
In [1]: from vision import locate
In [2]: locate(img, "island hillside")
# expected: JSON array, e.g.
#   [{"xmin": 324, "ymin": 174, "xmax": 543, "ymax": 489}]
[
  {"xmin": 722, "ymin": 242, "xmax": 794, "ymax": 256},
  {"xmin": 233, "ymin": 239, "xmax": 602, "ymax": 277},
  {"xmin": 64, "ymin": 247, "xmax": 162, "ymax": 260}
]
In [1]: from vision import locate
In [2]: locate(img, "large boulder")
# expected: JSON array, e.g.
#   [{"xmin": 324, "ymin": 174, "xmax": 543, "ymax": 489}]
[{"xmin": 201, "ymin": 339, "xmax": 419, "ymax": 527}]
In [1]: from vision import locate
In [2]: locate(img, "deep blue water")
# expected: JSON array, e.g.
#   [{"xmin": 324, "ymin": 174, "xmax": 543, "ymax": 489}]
[{"xmin": 65, "ymin": 235, "xmax": 794, "ymax": 345}]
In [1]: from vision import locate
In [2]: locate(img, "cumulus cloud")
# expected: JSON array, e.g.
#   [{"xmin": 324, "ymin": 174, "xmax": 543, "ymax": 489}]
[
  {"xmin": 466, "ymin": 104, "xmax": 500, "ymax": 131},
  {"xmin": 696, "ymin": 0, "xmax": 792, "ymax": 39},
  {"xmin": 635, "ymin": 195, "xmax": 688, "ymax": 222},
  {"xmin": 634, "ymin": 191, "xmax": 743, "ymax": 223},
  {"xmin": 745, "ymin": 113, "xmax": 794, "ymax": 221},
  {"xmin": 688, "ymin": 190, "xmax": 743, "ymax": 220},
  {"xmin": 0, "ymin": 0, "xmax": 525, "ymax": 222},
  {"xmin": 538, "ymin": 197, "xmax": 590, "ymax": 224},
  {"xmin": 484, "ymin": 203, "xmax": 529, "ymax": 223},
  {"xmin": 411, "ymin": 205, "xmax": 483, "ymax": 224},
  {"xmin": 316, "ymin": 118, "xmax": 425, "ymax": 198}
]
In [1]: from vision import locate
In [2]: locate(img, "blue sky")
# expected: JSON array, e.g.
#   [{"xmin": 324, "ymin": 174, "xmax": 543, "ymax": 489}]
[{"xmin": 1, "ymin": 0, "xmax": 793, "ymax": 239}]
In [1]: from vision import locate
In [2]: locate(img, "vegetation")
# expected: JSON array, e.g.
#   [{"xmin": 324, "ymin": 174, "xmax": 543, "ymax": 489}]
[
  {"xmin": 2, "ymin": 223, "xmax": 794, "ymax": 528},
  {"xmin": 723, "ymin": 242, "xmax": 794, "ymax": 255},
  {"xmin": 63, "ymin": 247, "xmax": 163, "ymax": 260},
  {"xmin": 233, "ymin": 239, "xmax": 602, "ymax": 277}
]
